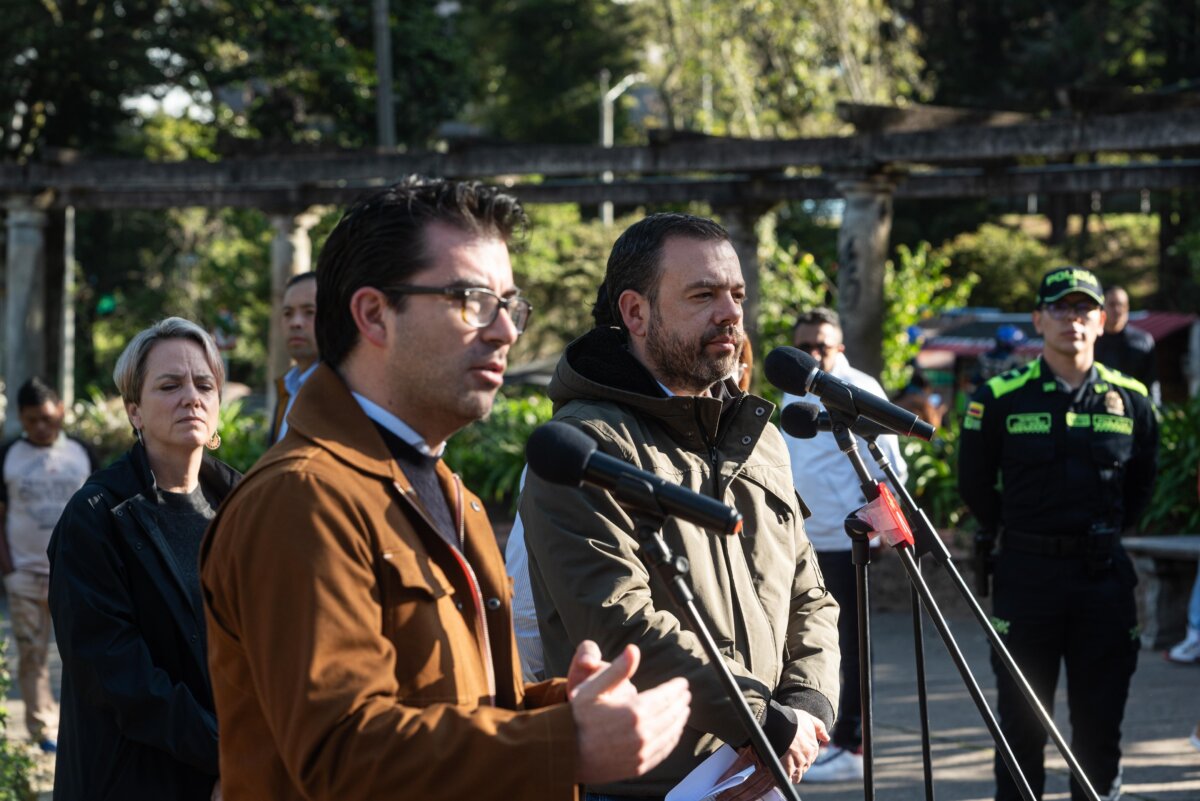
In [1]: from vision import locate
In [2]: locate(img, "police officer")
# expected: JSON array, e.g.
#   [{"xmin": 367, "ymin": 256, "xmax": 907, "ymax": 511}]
[{"xmin": 959, "ymin": 266, "xmax": 1157, "ymax": 801}]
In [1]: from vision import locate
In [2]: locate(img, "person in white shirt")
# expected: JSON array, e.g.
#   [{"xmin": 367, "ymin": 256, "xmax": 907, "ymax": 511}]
[
  {"xmin": 781, "ymin": 307, "xmax": 907, "ymax": 783},
  {"xmin": 269, "ymin": 272, "xmax": 320, "ymax": 443},
  {"xmin": 0, "ymin": 377, "xmax": 96, "ymax": 752}
]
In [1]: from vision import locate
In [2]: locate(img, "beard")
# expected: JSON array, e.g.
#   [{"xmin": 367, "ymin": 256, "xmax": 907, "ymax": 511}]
[{"xmin": 646, "ymin": 315, "xmax": 743, "ymax": 395}]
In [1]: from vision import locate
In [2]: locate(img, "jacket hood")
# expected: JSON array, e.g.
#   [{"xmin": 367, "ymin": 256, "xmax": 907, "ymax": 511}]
[
  {"xmin": 87, "ymin": 441, "xmax": 239, "ymax": 506},
  {"xmin": 549, "ymin": 326, "xmax": 746, "ymax": 445}
]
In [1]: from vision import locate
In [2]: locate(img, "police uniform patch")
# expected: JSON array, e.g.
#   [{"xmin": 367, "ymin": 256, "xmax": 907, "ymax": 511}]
[
  {"xmin": 967, "ymin": 401, "xmax": 984, "ymax": 419},
  {"xmin": 1104, "ymin": 390, "xmax": 1125, "ymax": 416}
]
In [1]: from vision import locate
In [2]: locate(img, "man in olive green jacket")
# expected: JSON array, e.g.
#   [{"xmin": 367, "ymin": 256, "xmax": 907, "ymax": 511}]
[{"xmin": 521, "ymin": 213, "xmax": 840, "ymax": 800}]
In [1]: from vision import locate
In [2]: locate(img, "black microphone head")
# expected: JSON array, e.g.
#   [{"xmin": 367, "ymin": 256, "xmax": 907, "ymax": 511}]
[
  {"xmin": 780, "ymin": 403, "xmax": 822, "ymax": 439},
  {"xmin": 526, "ymin": 422, "xmax": 597, "ymax": 487},
  {"xmin": 764, "ymin": 347, "xmax": 820, "ymax": 396}
]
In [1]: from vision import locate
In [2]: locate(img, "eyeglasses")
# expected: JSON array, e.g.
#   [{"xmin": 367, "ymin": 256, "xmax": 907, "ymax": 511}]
[
  {"xmin": 1041, "ymin": 301, "xmax": 1101, "ymax": 321},
  {"xmin": 387, "ymin": 285, "xmax": 533, "ymax": 333},
  {"xmin": 795, "ymin": 342, "xmax": 833, "ymax": 355}
]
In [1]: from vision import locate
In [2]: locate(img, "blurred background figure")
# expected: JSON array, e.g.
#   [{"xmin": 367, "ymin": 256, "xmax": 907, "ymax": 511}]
[
  {"xmin": 269, "ymin": 272, "xmax": 319, "ymax": 444},
  {"xmin": 975, "ymin": 324, "xmax": 1027, "ymax": 383},
  {"xmin": 47, "ymin": 317, "xmax": 240, "ymax": 801},
  {"xmin": 1096, "ymin": 285, "xmax": 1161, "ymax": 405},
  {"xmin": 0, "ymin": 377, "xmax": 97, "ymax": 753}
]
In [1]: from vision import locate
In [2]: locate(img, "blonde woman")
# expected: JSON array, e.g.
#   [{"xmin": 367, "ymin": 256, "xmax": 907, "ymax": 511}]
[{"xmin": 48, "ymin": 317, "xmax": 239, "ymax": 801}]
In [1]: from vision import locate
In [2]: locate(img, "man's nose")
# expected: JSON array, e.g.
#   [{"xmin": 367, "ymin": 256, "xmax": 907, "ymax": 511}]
[{"xmin": 714, "ymin": 292, "xmax": 743, "ymax": 326}]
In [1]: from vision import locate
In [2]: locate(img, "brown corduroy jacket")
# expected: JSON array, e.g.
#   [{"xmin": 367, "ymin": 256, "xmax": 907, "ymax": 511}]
[{"xmin": 201, "ymin": 364, "xmax": 578, "ymax": 801}]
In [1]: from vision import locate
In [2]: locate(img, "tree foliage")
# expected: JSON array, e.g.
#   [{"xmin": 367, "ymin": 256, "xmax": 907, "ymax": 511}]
[{"xmin": 636, "ymin": 0, "xmax": 929, "ymax": 137}]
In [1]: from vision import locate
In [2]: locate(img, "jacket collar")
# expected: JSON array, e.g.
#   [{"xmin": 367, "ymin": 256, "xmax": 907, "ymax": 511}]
[
  {"xmin": 549, "ymin": 326, "xmax": 746, "ymax": 445},
  {"xmin": 285, "ymin": 363, "xmax": 407, "ymax": 485}
]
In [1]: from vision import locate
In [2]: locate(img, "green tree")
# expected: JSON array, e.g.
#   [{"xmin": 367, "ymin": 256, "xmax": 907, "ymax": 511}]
[
  {"xmin": 462, "ymin": 0, "xmax": 641, "ymax": 144},
  {"xmin": 636, "ymin": 0, "xmax": 929, "ymax": 137}
]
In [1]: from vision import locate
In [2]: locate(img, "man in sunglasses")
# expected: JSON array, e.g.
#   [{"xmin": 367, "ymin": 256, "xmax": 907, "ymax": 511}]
[
  {"xmin": 959, "ymin": 266, "xmax": 1158, "ymax": 801},
  {"xmin": 201, "ymin": 178, "xmax": 691, "ymax": 801},
  {"xmin": 779, "ymin": 307, "xmax": 907, "ymax": 783}
]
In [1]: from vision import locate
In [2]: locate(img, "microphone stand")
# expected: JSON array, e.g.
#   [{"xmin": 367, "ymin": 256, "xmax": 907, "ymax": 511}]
[
  {"xmin": 861, "ymin": 439, "xmax": 1103, "ymax": 801},
  {"xmin": 825, "ymin": 409, "xmax": 1038, "ymax": 801},
  {"xmin": 862, "ymin": 436, "xmax": 935, "ymax": 801},
  {"xmin": 617, "ymin": 474, "xmax": 803, "ymax": 801}
]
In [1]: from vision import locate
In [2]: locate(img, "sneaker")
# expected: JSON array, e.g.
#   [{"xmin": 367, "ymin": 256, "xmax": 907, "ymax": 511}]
[
  {"xmin": 802, "ymin": 745, "xmax": 864, "ymax": 783},
  {"xmin": 37, "ymin": 738, "xmax": 57, "ymax": 754},
  {"xmin": 1166, "ymin": 627, "xmax": 1200, "ymax": 664}
]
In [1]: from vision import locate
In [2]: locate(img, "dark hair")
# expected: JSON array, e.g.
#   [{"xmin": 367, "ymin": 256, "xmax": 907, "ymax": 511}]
[
  {"xmin": 17, "ymin": 377, "xmax": 60, "ymax": 409},
  {"xmin": 792, "ymin": 306, "xmax": 841, "ymax": 333},
  {"xmin": 285, "ymin": 271, "xmax": 317, "ymax": 291},
  {"xmin": 599, "ymin": 213, "xmax": 729, "ymax": 329},
  {"xmin": 315, "ymin": 176, "xmax": 527, "ymax": 367}
]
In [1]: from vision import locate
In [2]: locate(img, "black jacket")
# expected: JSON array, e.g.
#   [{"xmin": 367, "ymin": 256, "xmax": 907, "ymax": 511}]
[
  {"xmin": 47, "ymin": 442, "xmax": 240, "ymax": 801},
  {"xmin": 958, "ymin": 356, "xmax": 1158, "ymax": 535}
]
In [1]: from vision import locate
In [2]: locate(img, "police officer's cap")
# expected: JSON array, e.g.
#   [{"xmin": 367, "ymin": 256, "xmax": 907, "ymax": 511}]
[{"xmin": 1036, "ymin": 266, "xmax": 1104, "ymax": 306}]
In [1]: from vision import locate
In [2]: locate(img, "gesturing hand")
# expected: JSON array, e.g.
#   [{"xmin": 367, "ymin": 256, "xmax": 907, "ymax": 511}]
[{"xmin": 570, "ymin": 643, "xmax": 691, "ymax": 785}]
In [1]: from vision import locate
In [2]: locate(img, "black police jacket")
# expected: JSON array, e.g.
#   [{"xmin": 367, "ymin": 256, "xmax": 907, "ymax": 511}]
[
  {"xmin": 958, "ymin": 356, "xmax": 1157, "ymax": 535},
  {"xmin": 47, "ymin": 442, "xmax": 240, "ymax": 801}
]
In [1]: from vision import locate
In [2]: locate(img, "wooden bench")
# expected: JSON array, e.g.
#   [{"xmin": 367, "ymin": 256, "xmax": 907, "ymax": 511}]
[{"xmin": 1122, "ymin": 535, "xmax": 1200, "ymax": 650}]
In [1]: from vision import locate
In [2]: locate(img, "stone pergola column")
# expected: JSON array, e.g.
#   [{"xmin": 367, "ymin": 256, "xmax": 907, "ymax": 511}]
[
  {"xmin": 267, "ymin": 210, "xmax": 321, "ymax": 411},
  {"xmin": 835, "ymin": 175, "xmax": 895, "ymax": 380},
  {"xmin": 4, "ymin": 198, "xmax": 48, "ymax": 438},
  {"xmin": 715, "ymin": 201, "xmax": 774, "ymax": 355}
]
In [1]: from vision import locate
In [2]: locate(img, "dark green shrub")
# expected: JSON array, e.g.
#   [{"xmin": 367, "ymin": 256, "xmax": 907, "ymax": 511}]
[
  {"xmin": 0, "ymin": 650, "xmax": 35, "ymax": 801},
  {"xmin": 444, "ymin": 392, "xmax": 554, "ymax": 516},
  {"xmin": 937, "ymin": 223, "xmax": 1064, "ymax": 311},
  {"xmin": 1140, "ymin": 394, "xmax": 1200, "ymax": 534}
]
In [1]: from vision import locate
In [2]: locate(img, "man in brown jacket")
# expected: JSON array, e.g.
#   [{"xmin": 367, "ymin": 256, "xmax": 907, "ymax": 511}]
[{"xmin": 201, "ymin": 178, "xmax": 691, "ymax": 801}]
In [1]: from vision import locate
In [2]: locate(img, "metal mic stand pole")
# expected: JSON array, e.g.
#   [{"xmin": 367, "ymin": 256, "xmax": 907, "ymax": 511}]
[
  {"xmin": 829, "ymin": 419, "xmax": 877, "ymax": 801},
  {"xmin": 863, "ymin": 440, "xmax": 1102, "ymax": 801},
  {"xmin": 617, "ymin": 475, "xmax": 802, "ymax": 801},
  {"xmin": 829, "ymin": 420, "xmax": 1037, "ymax": 801},
  {"xmin": 862, "ymin": 436, "xmax": 935, "ymax": 801}
]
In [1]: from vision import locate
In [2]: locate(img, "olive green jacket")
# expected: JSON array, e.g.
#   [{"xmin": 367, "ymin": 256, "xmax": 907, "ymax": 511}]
[{"xmin": 520, "ymin": 328, "xmax": 840, "ymax": 796}]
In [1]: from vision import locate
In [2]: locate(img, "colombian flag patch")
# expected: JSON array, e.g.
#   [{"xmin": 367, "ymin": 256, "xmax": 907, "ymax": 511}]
[{"xmin": 967, "ymin": 401, "xmax": 985, "ymax": 419}]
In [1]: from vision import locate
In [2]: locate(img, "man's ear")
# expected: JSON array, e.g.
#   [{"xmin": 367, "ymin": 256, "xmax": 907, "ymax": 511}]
[
  {"xmin": 617, "ymin": 289, "xmax": 650, "ymax": 339},
  {"xmin": 1031, "ymin": 309, "xmax": 1044, "ymax": 337},
  {"xmin": 348, "ymin": 287, "xmax": 391, "ymax": 348}
]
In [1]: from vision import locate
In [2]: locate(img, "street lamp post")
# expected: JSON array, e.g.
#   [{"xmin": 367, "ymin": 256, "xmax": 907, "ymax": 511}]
[{"xmin": 599, "ymin": 69, "xmax": 647, "ymax": 226}]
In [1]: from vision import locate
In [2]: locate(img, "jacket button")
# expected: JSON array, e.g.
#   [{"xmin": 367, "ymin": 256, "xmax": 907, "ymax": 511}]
[
  {"xmin": 755, "ymin": 406, "xmax": 766, "ymax": 416},
  {"xmin": 190, "ymin": 633, "xmax": 198, "ymax": 643},
  {"xmin": 470, "ymin": 501, "xmax": 481, "ymax": 512},
  {"xmin": 486, "ymin": 597, "xmax": 501, "ymax": 611},
  {"xmin": 741, "ymin": 436, "xmax": 752, "ymax": 445},
  {"xmin": 455, "ymin": 601, "xmax": 464, "ymax": 611}
]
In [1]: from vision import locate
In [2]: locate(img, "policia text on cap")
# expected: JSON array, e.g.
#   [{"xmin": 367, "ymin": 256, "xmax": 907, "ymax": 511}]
[{"xmin": 957, "ymin": 266, "xmax": 1158, "ymax": 801}]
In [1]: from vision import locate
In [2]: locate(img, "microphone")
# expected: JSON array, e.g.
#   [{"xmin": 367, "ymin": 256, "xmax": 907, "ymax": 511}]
[
  {"xmin": 764, "ymin": 347, "xmax": 936, "ymax": 441},
  {"xmin": 781, "ymin": 402, "xmax": 894, "ymax": 440},
  {"xmin": 525, "ymin": 421, "xmax": 743, "ymax": 536}
]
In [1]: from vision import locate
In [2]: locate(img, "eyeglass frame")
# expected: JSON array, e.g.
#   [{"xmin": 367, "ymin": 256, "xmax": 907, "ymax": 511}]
[
  {"xmin": 1039, "ymin": 300, "xmax": 1102, "ymax": 321},
  {"xmin": 794, "ymin": 341, "xmax": 836, "ymax": 355},
  {"xmin": 384, "ymin": 284, "xmax": 533, "ymax": 333}
]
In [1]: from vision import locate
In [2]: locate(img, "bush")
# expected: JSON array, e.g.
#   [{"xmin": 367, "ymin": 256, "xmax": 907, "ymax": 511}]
[
  {"xmin": 1140, "ymin": 394, "xmax": 1200, "ymax": 534},
  {"xmin": 0, "ymin": 651, "xmax": 35, "ymax": 801},
  {"xmin": 937, "ymin": 223, "xmax": 1064, "ymax": 311},
  {"xmin": 443, "ymin": 392, "xmax": 554, "ymax": 516},
  {"xmin": 902, "ymin": 424, "xmax": 969, "ymax": 531}
]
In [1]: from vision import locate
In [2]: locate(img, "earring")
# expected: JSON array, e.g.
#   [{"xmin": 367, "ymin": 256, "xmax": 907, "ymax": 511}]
[{"xmin": 206, "ymin": 431, "xmax": 221, "ymax": 451}]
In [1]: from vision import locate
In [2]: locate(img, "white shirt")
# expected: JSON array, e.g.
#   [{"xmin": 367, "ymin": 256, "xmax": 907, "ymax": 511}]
[
  {"xmin": 276, "ymin": 361, "xmax": 319, "ymax": 442},
  {"xmin": 2, "ymin": 434, "xmax": 93, "ymax": 574},
  {"xmin": 350, "ymin": 392, "xmax": 444, "ymax": 457},
  {"xmin": 782, "ymin": 354, "xmax": 908, "ymax": 552}
]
